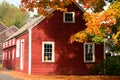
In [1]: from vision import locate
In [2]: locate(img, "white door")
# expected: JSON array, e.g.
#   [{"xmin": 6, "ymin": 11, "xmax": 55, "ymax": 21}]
[{"xmin": 20, "ymin": 39, "xmax": 24, "ymax": 71}]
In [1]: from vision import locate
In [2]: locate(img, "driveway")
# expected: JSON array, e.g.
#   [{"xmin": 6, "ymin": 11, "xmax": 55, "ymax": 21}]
[{"xmin": 0, "ymin": 73, "xmax": 22, "ymax": 80}]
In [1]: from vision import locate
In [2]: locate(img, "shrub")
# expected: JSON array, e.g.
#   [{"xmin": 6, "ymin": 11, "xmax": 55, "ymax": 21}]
[{"xmin": 90, "ymin": 56, "xmax": 120, "ymax": 75}]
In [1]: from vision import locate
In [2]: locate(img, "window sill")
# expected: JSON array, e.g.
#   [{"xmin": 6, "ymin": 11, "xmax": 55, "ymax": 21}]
[
  {"xmin": 84, "ymin": 61, "xmax": 95, "ymax": 63},
  {"xmin": 42, "ymin": 61, "xmax": 55, "ymax": 63}
]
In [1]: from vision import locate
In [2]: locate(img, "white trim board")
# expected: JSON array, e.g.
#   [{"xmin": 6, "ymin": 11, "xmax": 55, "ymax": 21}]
[{"xmin": 28, "ymin": 29, "xmax": 32, "ymax": 74}]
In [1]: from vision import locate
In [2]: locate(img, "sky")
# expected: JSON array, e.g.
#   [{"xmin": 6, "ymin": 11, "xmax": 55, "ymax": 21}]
[{"xmin": 0, "ymin": 0, "xmax": 21, "ymax": 7}]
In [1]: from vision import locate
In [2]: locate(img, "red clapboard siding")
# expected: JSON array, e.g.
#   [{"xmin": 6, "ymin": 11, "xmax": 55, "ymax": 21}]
[
  {"xmin": 30, "ymin": 3, "xmax": 104, "ymax": 75},
  {"xmin": 2, "ymin": 2, "xmax": 104, "ymax": 75}
]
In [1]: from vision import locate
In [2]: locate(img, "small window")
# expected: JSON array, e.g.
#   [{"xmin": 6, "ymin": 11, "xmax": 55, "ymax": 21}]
[
  {"xmin": 84, "ymin": 43, "xmax": 95, "ymax": 62},
  {"xmin": 3, "ymin": 43, "xmax": 5, "ymax": 49},
  {"xmin": 2, "ymin": 52, "xmax": 4, "ymax": 60},
  {"xmin": 63, "ymin": 12, "xmax": 75, "ymax": 23},
  {"xmin": 12, "ymin": 38, "xmax": 15, "ymax": 45},
  {"xmin": 42, "ymin": 42, "xmax": 55, "ymax": 62},
  {"xmin": 6, "ymin": 42, "xmax": 8, "ymax": 47}
]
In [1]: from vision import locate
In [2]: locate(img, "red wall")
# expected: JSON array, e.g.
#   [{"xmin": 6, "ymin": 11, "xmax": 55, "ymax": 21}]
[
  {"xmin": 2, "ymin": 33, "xmax": 29, "ymax": 74},
  {"xmin": 15, "ymin": 33, "xmax": 29, "ymax": 74},
  {"xmin": 2, "ymin": 3, "xmax": 104, "ymax": 75},
  {"xmin": 31, "ymin": 3, "xmax": 104, "ymax": 75}
]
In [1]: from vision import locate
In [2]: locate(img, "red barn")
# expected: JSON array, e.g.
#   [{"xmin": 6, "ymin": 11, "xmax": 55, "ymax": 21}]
[{"xmin": 2, "ymin": 2, "xmax": 105, "ymax": 75}]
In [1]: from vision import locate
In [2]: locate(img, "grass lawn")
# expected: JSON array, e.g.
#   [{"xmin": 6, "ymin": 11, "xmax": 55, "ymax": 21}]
[
  {"xmin": 0, "ymin": 70, "xmax": 120, "ymax": 80},
  {"xmin": 0, "ymin": 64, "xmax": 2, "ymax": 68}
]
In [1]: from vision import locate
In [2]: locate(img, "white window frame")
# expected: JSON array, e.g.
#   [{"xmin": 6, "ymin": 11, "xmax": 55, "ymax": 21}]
[
  {"xmin": 20, "ymin": 39, "xmax": 25, "ymax": 71},
  {"xmin": 42, "ymin": 41, "xmax": 55, "ymax": 62},
  {"xmin": 3, "ymin": 43, "xmax": 5, "ymax": 49},
  {"xmin": 12, "ymin": 38, "xmax": 15, "ymax": 45},
  {"xmin": 84, "ymin": 43, "xmax": 95, "ymax": 62},
  {"xmin": 6, "ymin": 42, "xmax": 8, "ymax": 47},
  {"xmin": 16, "ymin": 39, "xmax": 20, "ymax": 58},
  {"xmin": 2, "ymin": 52, "xmax": 4, "ymax": 60},
  {"xmin": 63, "ymin": 12, "xmax": 75, "ymax": 23}
]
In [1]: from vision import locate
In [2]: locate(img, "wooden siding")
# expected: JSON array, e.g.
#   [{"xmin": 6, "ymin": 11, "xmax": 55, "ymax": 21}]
[
  {"xmin": 15, "ymin": 33, "xmax": 29, "ymax": 74},
  {"xmin": 31, "ymin": 3, "xmax": 104, "ymax": 75},
  {"xmin": 2, "ymin": 33, "xmax": 29, "ymax": 74},
  {"xmin": 2, "ymin": 3, "xmax": 104, "ymax": 75}
]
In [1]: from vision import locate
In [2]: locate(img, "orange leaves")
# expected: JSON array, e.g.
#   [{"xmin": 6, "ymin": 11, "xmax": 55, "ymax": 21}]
[
  {"xmin": 101, "ymin": 9, "xmax": 117, "ymax": 27},
  {"xmin": 69, "ymin": 31, "xmax": 88, "ymax": 43},
  {"xmin": 84, "ymin": 9, "xmax": 117, "ymax": 36},
  {"xmin": 21, "ymin": 0, "xmax": 28, "ymax": 4},
  {"xmin": 84, "ymin": 12, "xmax": 101, "ymax": 35},
  {"xmin": 20, "ymin": 0, "xmax": 73, "ymax": 15},
  {"xmin": 82, "ymin": 0, "xmax": 96, "ymax": 9},
  {"xmin": 70, "ymin": 5, "xmax": 118, "ymax": 44}
]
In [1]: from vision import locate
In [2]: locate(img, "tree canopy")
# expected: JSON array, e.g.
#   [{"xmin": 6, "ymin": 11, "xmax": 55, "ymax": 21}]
[
  {"xmin": 0, "ymin": 0, "xmax": 29, "ymax": 28},
  {"xmin": 20, "ymin": 0, "xmax": 120, "ymax": 46}
]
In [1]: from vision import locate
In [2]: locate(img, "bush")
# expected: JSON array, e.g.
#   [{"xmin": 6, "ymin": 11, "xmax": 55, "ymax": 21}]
[{"xmin": 90, "ymin": 56, "xmax": 120, "ymax": 75}]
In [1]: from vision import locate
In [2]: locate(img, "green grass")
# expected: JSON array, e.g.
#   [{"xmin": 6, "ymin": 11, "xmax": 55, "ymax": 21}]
[{"xmin": 0, "ymin": 63, "xmax": 2, "ymax": 68}]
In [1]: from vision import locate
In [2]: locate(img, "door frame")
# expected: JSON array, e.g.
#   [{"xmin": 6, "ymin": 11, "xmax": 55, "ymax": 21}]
[{"xmin": 20, "ymin": 39, "xmax": 24, "ymax": 71}]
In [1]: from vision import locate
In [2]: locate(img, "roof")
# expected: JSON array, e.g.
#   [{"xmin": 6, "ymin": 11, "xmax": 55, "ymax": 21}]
[
  {"xmin": 5, "ymin": 16, "xmax": 45, "ymax": 41},
  {"xmin": 5, "ymin": 2, "xmax": 85, "ymax": 41},
  {"xmin": 0, "ymin": 26, "xmax": 18, "ymax": 35},
  {"xmin": 0, "ymin": 22, "xmax": 8, "ymax": 32}
]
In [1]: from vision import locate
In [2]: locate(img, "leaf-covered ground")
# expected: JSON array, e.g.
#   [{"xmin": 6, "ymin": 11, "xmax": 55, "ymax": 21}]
[{"xmin": 0, "ymin": 70, "xmax": 120, "ymax": 80}]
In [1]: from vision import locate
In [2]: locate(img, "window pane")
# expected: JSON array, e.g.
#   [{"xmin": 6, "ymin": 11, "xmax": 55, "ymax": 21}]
[
  {"xmin": 86, "ymin": 53, "xmax": 93, "ymax": 61},
  {"xmin": 85, "ymin": 43, "xmax": 94, "ymax": 62},
  {"xmin": 43, "ymin": 43, "xmax": 53, "ymax": 62},
  {"xmin": 64, "ymin": 12, "xmax": 74, "ymax": 22}
]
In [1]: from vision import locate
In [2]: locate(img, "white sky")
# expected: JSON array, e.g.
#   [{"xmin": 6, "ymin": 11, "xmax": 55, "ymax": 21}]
[{"xmin": 0, "ymin": 0, "xmax": 21, "ymax": 7}]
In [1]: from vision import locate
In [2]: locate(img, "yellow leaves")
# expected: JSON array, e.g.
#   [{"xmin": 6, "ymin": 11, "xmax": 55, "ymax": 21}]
[
  {"xmin": 56, "ymin": 8, "xmax": 67, "ymax": 12},
  {"xmin": 83, "ymin": 8, "xmax": 117, "ymax": 37},
  {"xmin": 70, "ymin": 4, "xmax": 118, "ymax": 44},
  {"xmin": 112, "ymin": 30, "xmax": 120, "ymax": 44},
  {"xmin": 83, "ymin": 12, "xmax": 91, "ymax": 21},
  {"xmin": 69, "ymin": 31, "xmax": 88, "ymax": 43},
  {"xmin": 84, "ymin": 12, "xmax": 101, "ymax": 36},
  {"xmin": 21, "ymin": 0, "xmax": 73, "ymax": 15},
  {"xmin": 109, "ymin": 1, "xmax": 120, "ymax": 18}
]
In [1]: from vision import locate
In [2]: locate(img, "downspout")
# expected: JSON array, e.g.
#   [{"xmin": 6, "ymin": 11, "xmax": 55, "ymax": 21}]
[
  {"xmin": 28, "ymin": 29, "xmax": 32, "ymax": 74},
  {"xmin": 104, "ymin": 39, "xmax": 106, "ymax": 60}
]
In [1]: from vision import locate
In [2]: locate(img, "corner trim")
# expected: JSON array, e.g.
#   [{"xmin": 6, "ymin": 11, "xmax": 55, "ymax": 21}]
[{"xmin": 28, "ymin": 29, "xmax": 32, "ymax": 74}]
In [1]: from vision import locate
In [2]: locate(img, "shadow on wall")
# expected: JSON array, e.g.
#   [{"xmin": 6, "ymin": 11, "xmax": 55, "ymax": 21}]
[{"xmin": 53, "ymin": 42, "xmax": 92, "ymax": 75}]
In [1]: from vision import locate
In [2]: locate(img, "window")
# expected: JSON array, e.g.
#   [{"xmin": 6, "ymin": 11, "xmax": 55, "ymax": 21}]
[
  {"xmin": 6, "ymin": 42, "xmax": 8, "ymax": 47},
  {"xmin": 63, "ymin": 12, "xmax": 75, "ymax": 23},
  {"xmin": 12, "ymin": 38, "xmax": 15, "ymax": 45},
  {"xmin": 42, "ymin": 42, "xmax": 55, "ymax": 62},
  {"xmin": 2, "ymin": 52, "xmax": 4, "ymax": 60},
  {"xmin": 3, "ymin": 43, "xmax": 5, "ymax": 49},
  {"xmin": 84, "ymin": 43, "xmax": 95, "ymax": 62},
  {"xmin": 16, "ymin": 39, "xmax": 20, "ymax": 58}
]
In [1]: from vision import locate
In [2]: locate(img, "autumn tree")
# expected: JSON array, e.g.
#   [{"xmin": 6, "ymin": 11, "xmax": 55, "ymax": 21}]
[
  {"xmin": 20, "ymin": 0, "xmax": 110, "ymax": 15},
  {"xmin": 0, "ymin": 0, "xmax": 29, "ymax": 28},
  {"xmin": 20, "ymin": 0, "xmax": 120, "ymax": 46}
]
